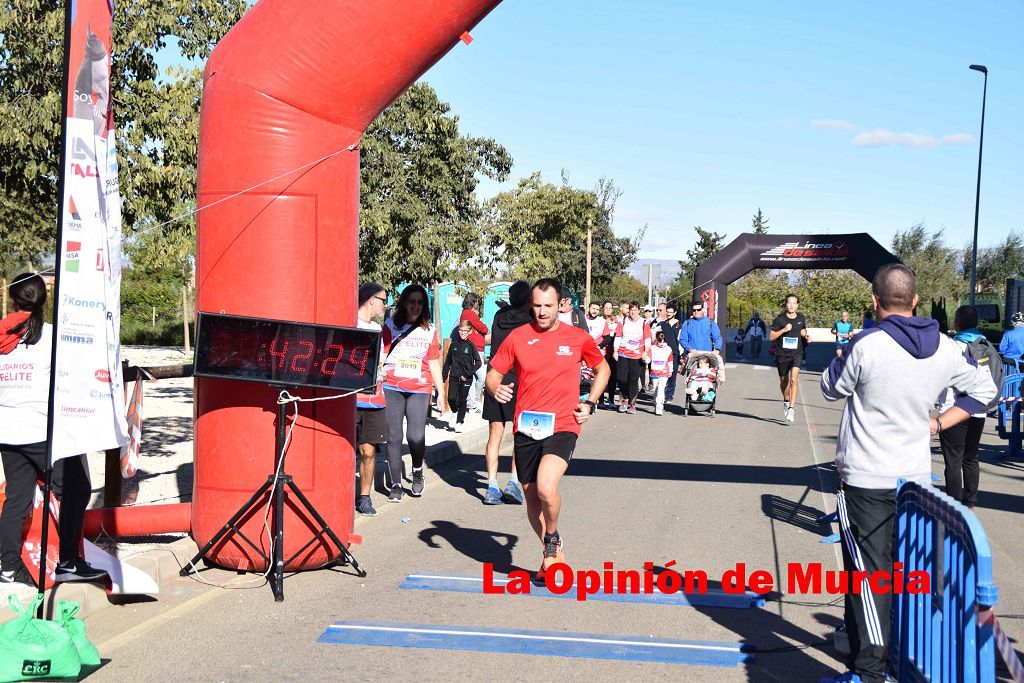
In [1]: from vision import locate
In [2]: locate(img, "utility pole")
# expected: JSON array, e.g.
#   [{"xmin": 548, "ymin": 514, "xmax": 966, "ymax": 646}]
[{"xmin": 584, "ymin": 218, "xmax": 593, "ymax": 309}]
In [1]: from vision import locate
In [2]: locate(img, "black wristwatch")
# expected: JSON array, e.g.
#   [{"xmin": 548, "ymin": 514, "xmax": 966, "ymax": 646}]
[{"xmin": 584, "ymin": 400, "xmax": 597, "ymax": 414}]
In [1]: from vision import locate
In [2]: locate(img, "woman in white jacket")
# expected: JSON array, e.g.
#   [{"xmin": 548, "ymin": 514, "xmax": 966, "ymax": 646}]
[{"xmin": 0, "ymin": 274, "xmax": 107, "ymax": 587}]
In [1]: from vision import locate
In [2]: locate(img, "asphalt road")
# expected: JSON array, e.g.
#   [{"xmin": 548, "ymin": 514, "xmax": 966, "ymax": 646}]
[{"xmin": 80, "ymin": 343, "xmax": 1024, "ymax": 682}]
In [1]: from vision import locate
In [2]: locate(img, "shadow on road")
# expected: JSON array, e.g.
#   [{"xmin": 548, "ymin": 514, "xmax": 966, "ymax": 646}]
[{"xmin": 418, "ymin": 520, "xmax": 520, "ymax": 574}]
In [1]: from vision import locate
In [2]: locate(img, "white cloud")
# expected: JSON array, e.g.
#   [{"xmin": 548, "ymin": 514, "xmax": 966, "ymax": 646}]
[
  {"xmin": 941, "ymin": 133, "xmax": 975, "ymax": 145},
  {"xmin": 851, "ymin": 129, "xmax": 975, "ymax": 148},
  {"xmin": 811, "ymin": 118, "xmax": 859, "ymax": 131}
]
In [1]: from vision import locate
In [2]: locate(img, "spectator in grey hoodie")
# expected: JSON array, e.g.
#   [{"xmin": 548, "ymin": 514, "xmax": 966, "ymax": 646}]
[{"xmin": 819, "ymin": 263, "xmax": 996, "ymax": 683}]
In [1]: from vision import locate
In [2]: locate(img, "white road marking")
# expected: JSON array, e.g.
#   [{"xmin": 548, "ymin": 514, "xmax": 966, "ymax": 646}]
[{"xmin": 327, "ymin": 624, "xmax": 740, "ymax": 652}]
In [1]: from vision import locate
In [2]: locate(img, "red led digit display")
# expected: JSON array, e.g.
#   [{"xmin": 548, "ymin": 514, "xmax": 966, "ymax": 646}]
[{"xmin": 194, "ymin": 313, "xmax": 380, "ymax": 393}]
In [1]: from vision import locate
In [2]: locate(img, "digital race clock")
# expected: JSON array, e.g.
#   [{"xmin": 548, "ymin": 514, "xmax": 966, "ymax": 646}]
[{"xmin": 193, "ymin": 312, "xmax": 380, "ymax": 392}]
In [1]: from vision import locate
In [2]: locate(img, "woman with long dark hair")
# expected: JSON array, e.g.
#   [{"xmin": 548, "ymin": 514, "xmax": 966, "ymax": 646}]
[
  {"xmin": 0, "ymin": 274, "xmax": 107, "ymax": 587},
  {"xmin": 381, "ymin": 285, "xmax": 447, "ymax": 502}
]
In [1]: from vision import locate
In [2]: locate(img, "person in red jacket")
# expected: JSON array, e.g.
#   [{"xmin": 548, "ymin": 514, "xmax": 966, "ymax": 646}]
[{"xmin": 458, "ymin": 292, "xmax": 489, "ymax": 412}]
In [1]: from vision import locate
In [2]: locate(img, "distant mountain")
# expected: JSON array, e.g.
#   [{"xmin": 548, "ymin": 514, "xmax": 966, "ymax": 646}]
[{"xmin": 626, "ymin": 258, "xmax": 681, "ymax": 287}]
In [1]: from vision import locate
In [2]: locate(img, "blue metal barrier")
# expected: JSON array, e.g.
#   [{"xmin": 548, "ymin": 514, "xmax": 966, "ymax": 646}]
[
  {"xmin": 1002, "ymin": 356, "xmax": 1021, "ymax": 379},
  {"xmin": 996, "ymin": 373, "xmax": 1023, "ymax": 438},
  {"xmin": 892, "ymin": 480, "xmax": 998, "ymax": 683}
]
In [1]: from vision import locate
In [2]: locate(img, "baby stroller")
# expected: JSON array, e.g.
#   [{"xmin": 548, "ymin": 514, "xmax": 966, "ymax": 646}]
[{"xmin": 683, "ymin": 351, "xmax": 721, "ymax": 417}]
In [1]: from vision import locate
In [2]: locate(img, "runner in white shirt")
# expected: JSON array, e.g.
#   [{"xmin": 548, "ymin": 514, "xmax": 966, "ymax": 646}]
[
  {"xmin": 381, "ymin": 285, "xmax": 448, "ymax": 502},
  {"xmin": 649, "ymin": 331, "xmax": 675, "ymax": 415},
  {"xmin": 614, "ymin": 302, "xmax": 651, "ymax": 413}
]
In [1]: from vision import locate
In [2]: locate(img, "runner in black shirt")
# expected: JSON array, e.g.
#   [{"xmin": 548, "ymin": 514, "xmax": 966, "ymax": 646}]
[{"xmin": 769, "ymin": 293, "xmax": 810, "ymax": 424}]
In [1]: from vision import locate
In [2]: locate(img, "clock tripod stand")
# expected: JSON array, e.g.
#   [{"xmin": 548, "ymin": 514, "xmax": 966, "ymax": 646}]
[{"xmin": 180, "ymin": 390, "xmax": 366, "ymax": 601}]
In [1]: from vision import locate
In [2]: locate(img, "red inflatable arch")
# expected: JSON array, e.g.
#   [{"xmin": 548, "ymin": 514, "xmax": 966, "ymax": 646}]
[{"xmin": 193, "ymin": 0, "xmax": 501, "ymax": 570}]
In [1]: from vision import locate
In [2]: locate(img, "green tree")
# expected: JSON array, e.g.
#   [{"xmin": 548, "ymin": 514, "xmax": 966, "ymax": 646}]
[
  {"xmin": 726, "ymin": 270, "xmax": 790, "ymax": 326},
  {"xmin": 675, "ymin": 225, "xmax": 726, "ymax": 294},
  {"xmin": 891, "ymin": 223, "xmax": 964, "ymax": 317},
  {"xmin": 793, "ymin": 270, "xmax": 872, "ymax": 328},
  {"xmin": 752, "ymin": 208, "xmax": 769, "ymax": 234},
  {"xmin": 480, "ymin": 173, "xmax": 641, "ymax": 292},
  {"xmin": 0, "ymin": 0, "xmax": 247, "ymax": 266},
  {"xmin": 593, "ymin": 273, "xmax": 647, "ymax": 305},
  {"xmin": 975, "ymin": 229, "xmax": 1024, "ymax": 294},
  {"xmin": 358, "ymin": 82, "xmax": 511, "ymax": 289}
]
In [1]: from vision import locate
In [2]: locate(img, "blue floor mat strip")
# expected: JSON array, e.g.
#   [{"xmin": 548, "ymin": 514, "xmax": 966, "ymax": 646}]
[
  {"xmin": 318, "ymin": 620, "xmax": 754, "ymax": 666},
  {"xmin": 399, "ymin": 573, "xmax": 764, "ymax": 609}
]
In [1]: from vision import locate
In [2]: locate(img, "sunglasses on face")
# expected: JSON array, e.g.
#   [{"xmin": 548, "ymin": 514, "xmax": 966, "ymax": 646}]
[{"xmin": 372, "ymin": 295, "xmax": 387, "ymax": 305}]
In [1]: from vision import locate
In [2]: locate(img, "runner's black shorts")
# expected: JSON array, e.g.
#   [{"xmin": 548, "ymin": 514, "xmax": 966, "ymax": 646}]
[
  {"xmin": 513, "ymin": 431, "xmax": 578, "ymax": 484},
  {"xmin": 775, "ymin": 353, "xmax": 803, "ymax": 377},
  {"xmin": 482, "ymin": 382, "xmax": 517, "ymax": 423},
  {"xmin": 356, "ymin": 408, "xmax": 387, "ymax": 446}
]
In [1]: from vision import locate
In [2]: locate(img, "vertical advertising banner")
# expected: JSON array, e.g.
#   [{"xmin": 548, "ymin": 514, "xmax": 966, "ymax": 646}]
[{"xmin": 53, "ymin": 0, "xmax": 128, "ymax": 459}]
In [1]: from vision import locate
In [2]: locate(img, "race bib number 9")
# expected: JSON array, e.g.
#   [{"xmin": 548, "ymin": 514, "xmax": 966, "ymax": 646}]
[
  {"xmin": 518, "ymin": 411, "xmax": 555, "ymax": 440},
  {"xmin": 395, "ymin": 357, "xmax": 421, "ymax": 379},
  {"xmin": 782, "ymin": 336, "xmax": 799, "ymax": 350}
]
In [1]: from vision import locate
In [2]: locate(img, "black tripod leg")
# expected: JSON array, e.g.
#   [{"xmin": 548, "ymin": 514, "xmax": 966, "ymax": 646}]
[
  {"xmin": 286, "ymin": 481, "xmax": 367, "ymax": 577},
  {"xmin": 179, "ymin": 479, "xmax": 274, "ymax": 577},
  {"xmin": 271, "ymin": 474, "xmax": 286, "ymax": 601}
]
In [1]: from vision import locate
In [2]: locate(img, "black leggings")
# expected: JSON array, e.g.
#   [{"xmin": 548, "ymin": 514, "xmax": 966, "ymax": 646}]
[
  {"xmin": 0, "ymin": 442, "xmax": 90, "ymax": 570},
  {"xmin": 384, "ymin": 390, "xmax": 429, "ymax": 487},
  {"xmin": 617, "ymin": 357, "xmax": 643, "ymax": 403}
]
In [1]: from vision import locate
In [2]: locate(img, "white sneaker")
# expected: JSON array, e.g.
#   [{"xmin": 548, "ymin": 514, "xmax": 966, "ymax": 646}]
[
  {"xmin": 783, "ymin": 403, "xmax": 790, "ymax": 420},
  {"xmin": 454, "ymin": 422, "xmax": 466, "ymax": 433},
  {"xmin": 786, "ymin": 407, "xmax": 795, "ymax": 423}
]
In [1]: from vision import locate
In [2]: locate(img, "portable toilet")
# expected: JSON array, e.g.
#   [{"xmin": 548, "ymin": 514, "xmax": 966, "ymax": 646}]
[
  {"xmin": 483, "ymin": 281, "xmax": 513, "ymax": 355},
  {"xmin": 483, "ymin": 282, "xmax": 512, "ymax": 329},
  {"xmin": 435, "ymin": 282, "xmax": 471, "ymax": 342}
]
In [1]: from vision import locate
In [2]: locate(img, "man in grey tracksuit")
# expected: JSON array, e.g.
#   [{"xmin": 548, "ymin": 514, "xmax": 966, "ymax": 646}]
[{"xmin": 819, "ymin": 264, "xmax": 996, "ymax": 683}]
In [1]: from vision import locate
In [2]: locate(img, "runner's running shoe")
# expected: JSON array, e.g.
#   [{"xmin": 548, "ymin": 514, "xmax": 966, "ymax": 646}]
[
  {"xmin": 618, "ymin": 402, "xmax": 628, "ymax": 413},
  {"xmin": 410, "ymin": 470, "xmax": 425, "ymax": 497},
  {"xmin": 627, "ymin": 403, "xmax": 637, "ymax": 414},
  {"xmin": 54, "ymin": 559, "xmax": 108, "ymax": 583},
  {"xmin": 388, "ymin": 485, "xmax": 404, "ymax": 503},
  {"xmin": 483, "ymin": 481, "xmax": 503, "ymax": 505},
  {"xmin": 535, "ymin": 533, "xmax": 565, "ymax": 581},
  {"xmin": 355, "ymin": 496, "xmax": 377, "ymax": 517},
  {"xmin": 786, "ymin": 407, "xmax": 796, "ymax": 423},
  {"xmin": 502, "ymin": 479, "xmax": 525, "ymax": 504},
  {"xmin": 0, "ymin": 565, "xmax": 35, "ymax": 588}
]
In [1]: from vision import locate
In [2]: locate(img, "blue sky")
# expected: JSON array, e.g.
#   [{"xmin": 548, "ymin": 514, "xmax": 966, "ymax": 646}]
[{"xmin": 420, "ymin": 0, "xmax": 1023, "ymax": 260}]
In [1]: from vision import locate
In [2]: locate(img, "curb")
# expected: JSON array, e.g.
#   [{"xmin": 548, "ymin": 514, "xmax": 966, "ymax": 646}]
[
  {"xmin": 0, "ymin": 423, "xmax": 495, "ymax": 626},
  {"xmin": 0, "ymin": 536, "xmax": 199, "ymax": 625}
]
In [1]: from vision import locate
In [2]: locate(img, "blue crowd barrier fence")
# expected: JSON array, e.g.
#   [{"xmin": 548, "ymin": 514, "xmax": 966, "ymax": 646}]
[{"xmin": 892, "ymin": 480, "xmax": 998, "ymax": 682}]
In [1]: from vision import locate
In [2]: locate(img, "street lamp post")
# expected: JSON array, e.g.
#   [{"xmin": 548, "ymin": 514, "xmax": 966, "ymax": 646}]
[{"xmin": 968, "ymin": 64, "xmax": 988, "ymax": 306}]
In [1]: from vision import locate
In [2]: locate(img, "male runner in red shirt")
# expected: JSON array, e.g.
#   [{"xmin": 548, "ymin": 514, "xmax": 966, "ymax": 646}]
[{"xmin": 487, "ymin": 278, "xmax": 610, "ymax": 579}]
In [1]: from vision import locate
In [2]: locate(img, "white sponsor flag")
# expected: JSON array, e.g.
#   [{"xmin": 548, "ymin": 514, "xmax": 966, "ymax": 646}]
[{"xmin": 52, "ymin": 3, "xmax": 128, "ymax": 460}]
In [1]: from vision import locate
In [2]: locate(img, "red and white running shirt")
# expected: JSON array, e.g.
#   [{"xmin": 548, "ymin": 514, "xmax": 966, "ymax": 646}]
[
  {"xmin": 615, "ymin": 317, "xmax": 651, "ymax": 360},
  {"xmin": 585, "ymin": 315, "xmax": 609, "ymax": 342},
  {"xmin": 490, "ymin": 322, "xmax": 605, "ymax": 436},
  {"xmin": 381, "ymin": 319, "xmax": 440, "ymax": 394},
  {"xmin": 649, "ymin": 344, "xmax": 674, "ymax": 378}
]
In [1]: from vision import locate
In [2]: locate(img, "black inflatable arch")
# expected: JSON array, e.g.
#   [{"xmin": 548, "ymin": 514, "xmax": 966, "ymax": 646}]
[{"xmin": 692, "ymin": 233, "xmax": 902, "ymax": 324}]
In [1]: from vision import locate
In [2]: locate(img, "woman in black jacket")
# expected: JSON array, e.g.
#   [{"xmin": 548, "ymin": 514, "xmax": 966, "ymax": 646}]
[{"xmin": 443, "ymin": 321, "xmax": 482, "ymax": 432}]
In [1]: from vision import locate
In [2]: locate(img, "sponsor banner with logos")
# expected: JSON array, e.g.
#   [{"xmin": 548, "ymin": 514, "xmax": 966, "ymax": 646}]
[
  {"xmin": 52, "ymin": 0, "xmax": 127, "ymax": 460},
  {"xmin": 754, "ymin": 240, "xmax": 853, "ymax": 267}
]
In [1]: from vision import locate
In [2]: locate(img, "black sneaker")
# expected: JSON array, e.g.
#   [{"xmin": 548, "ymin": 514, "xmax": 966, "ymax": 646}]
[
  {"xmin": 410, "ymin": 470, "xmax": 425, "ymax": 497},
  {"xmin": 0, "ymin": 565, "xmax": 36, "ymax": 587},
  {"xmin": 355, "ymin": 496, "xmax": 377, "ymax": 517},
  {"xmin": 387, "ymin": 485, "xmax": 404, "ymax": 503},
  {"xmin": 54, "ymin": 559, "xmax": 108, "ymax": 583}
]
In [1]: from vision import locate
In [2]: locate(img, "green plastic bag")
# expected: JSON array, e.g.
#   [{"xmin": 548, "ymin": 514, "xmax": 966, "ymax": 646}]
[
  {"xmin": 0, "ymin": 594, "xmax": 81, "ymax": 681},
  {"xmin": 57, "ymin": 601, "xmax": 99, "ymax": 667}
]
